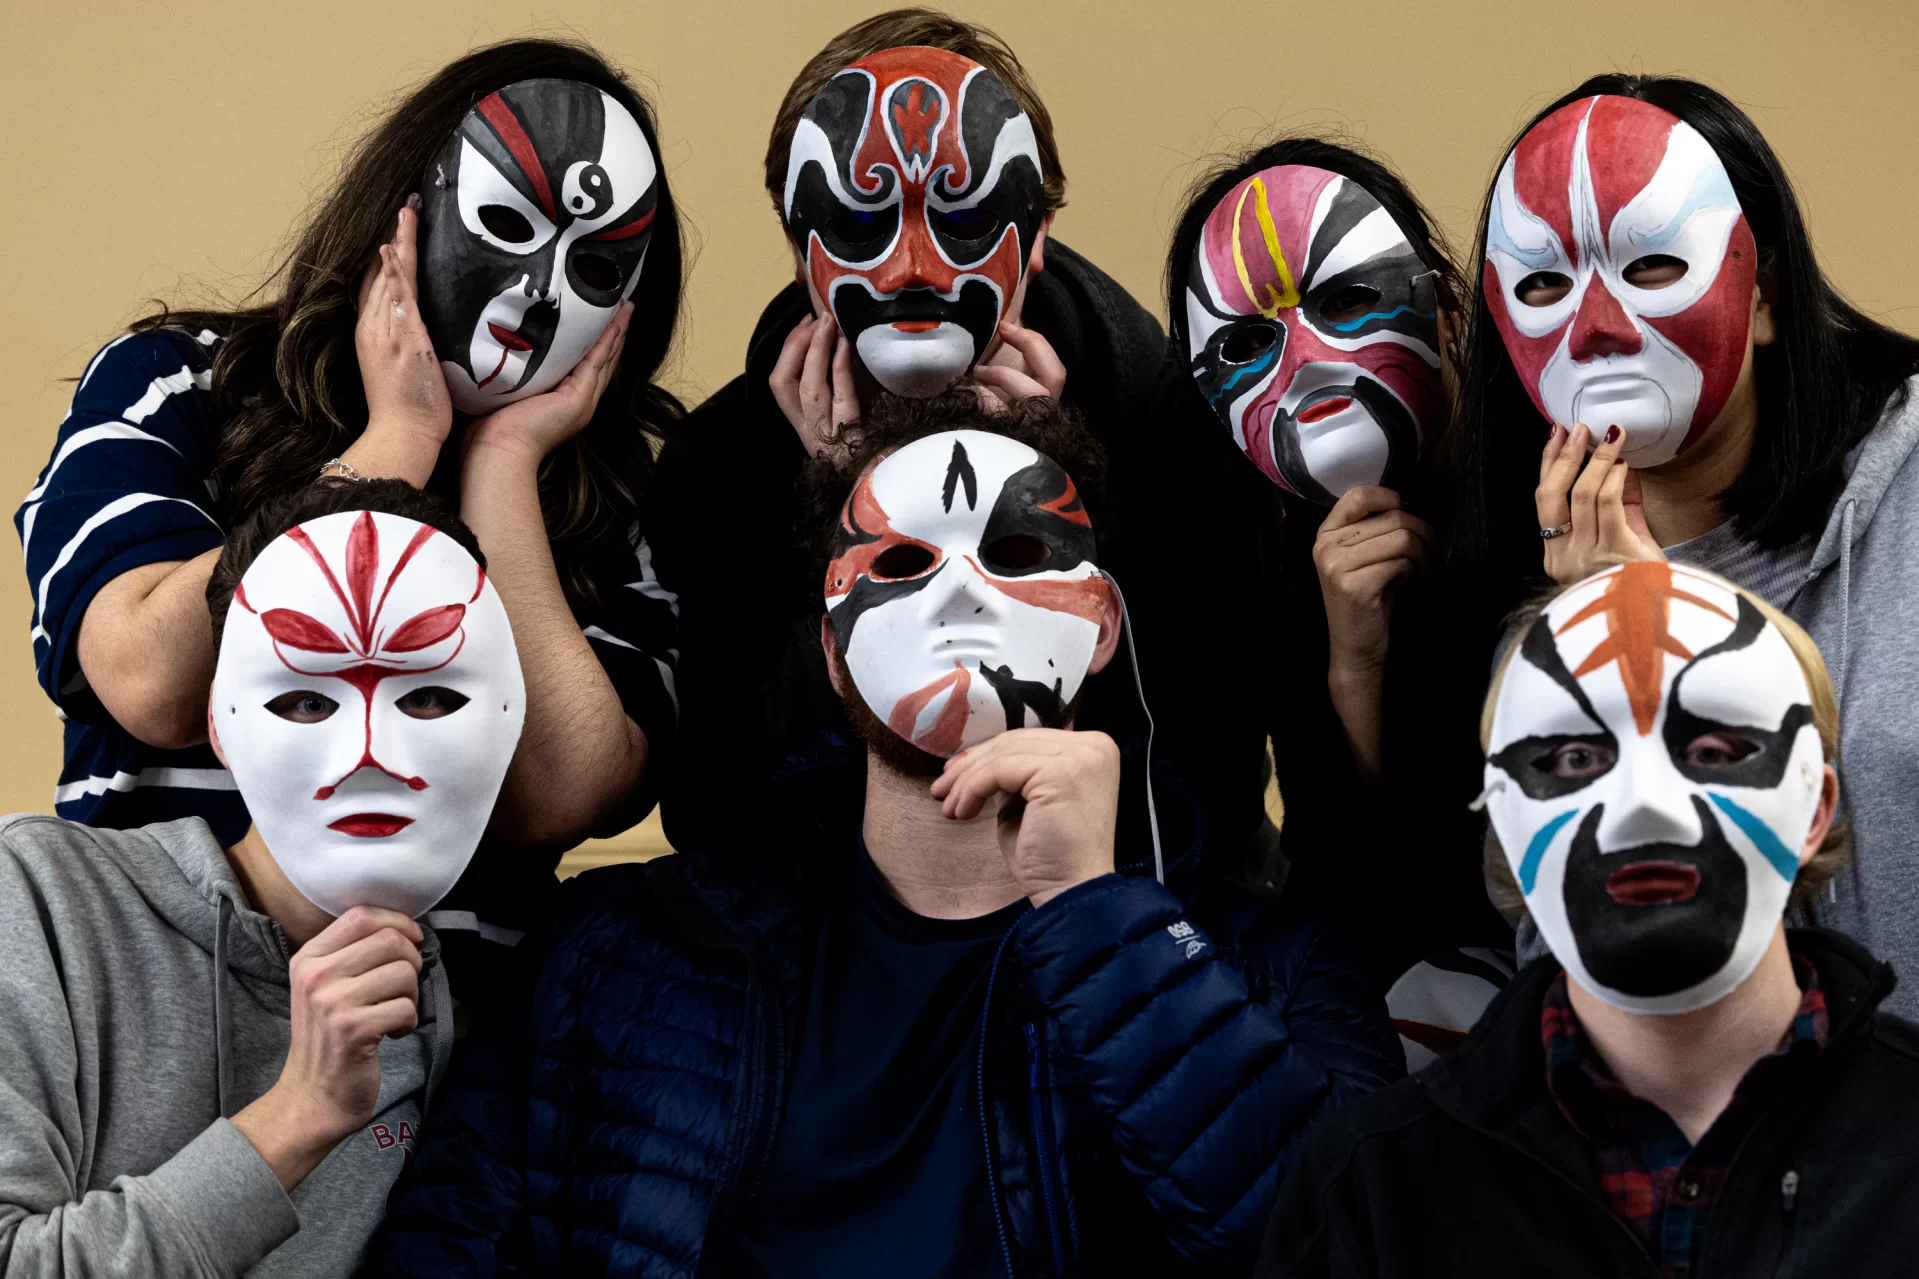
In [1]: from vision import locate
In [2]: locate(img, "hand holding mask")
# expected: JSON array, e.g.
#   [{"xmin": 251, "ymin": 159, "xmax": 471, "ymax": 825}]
[
  {"xmin": 212, "ymin": 511, "xmax": 525, "ymax": 918},
  {"xmin": 1184, "ymin": 165, "xmax": 1442, "ymax": 505},
  {"xmin": 417, "ymin": 78, "xmax": 659, "ymax": 415},
  {"xmin": 783, "ymin": 47, "xmax": 1049, "ymax": 399},
  {"xmin": 1482, "ymin": 563, "xmax": 1827, "ymax": 1013}
]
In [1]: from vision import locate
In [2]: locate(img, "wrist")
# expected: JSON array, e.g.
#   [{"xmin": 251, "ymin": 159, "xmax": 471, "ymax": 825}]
[
  {"xmin": 231, "ymin": 1083, "xmax": 347, "ymax": 1190},
  {"xmin": 359, "ymin": 412, "xmax": 450, "ymax": 453},
  {"xmin": 1024, "ymin": 863, "xmax": 1112, "ymax": 911},
  {"xmin": 1327, "ymin": 652, "xmax": 1388, "ymax": 689}
]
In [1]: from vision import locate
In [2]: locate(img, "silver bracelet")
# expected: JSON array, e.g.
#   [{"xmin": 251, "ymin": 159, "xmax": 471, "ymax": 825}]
[{"xmin": 317, "ymin": 457, "xmax": 366, "ymax": 482}]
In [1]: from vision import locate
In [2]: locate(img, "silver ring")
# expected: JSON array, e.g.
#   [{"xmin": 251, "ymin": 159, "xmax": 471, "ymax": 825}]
[
  {"xmin": 392, "ymin": 303, "xmax": 406, "ymax": 318},
  {"xmin": 1539, "ymin": 522, "xmax": 1573, "ymax": 541}
]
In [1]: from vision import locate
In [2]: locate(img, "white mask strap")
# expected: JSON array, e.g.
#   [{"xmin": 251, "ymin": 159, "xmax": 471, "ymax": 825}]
[{"xmin": 1099, "ymin": 569, "xmax": 1163, "ymax": 885}]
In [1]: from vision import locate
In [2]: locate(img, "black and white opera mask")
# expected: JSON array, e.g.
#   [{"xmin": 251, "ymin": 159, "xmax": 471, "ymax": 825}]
[{"xmin": 418, "ymin": 78, "xmax": 659, "ymax": 414}]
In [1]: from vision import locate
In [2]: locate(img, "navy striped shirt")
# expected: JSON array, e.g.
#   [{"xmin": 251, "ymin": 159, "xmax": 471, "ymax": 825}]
[{"xmin": 16, "ymin": 329, "xmax": 682, "ymax": 863}]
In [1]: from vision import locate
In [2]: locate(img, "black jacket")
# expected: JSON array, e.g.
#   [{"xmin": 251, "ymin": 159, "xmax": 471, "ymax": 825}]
[
  {"xmin": 1257, "ymin": 928, "xmax": 1919, "ymax": 1277},
  {"xmin": 650, "ymin": 241, "xmax": 1268, "ymax": 879},
  {"xmin": 369, "ymin": 835, "xmax": 1403, "ymax": 1277}
]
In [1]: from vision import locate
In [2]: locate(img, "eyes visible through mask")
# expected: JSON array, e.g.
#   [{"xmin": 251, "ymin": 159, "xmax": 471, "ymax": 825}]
[
  {"xmin": 263, "ymin": 687, "xmax": 470, "ymax": 724},
  {"xmin": 478, "ymin": 205, "xmax": 537, "ymax": 244},
  {"xmin": 1514, "ymin": 255, "xmax": 1694, "ymax": 308},
  {"xmin": 1525, "ymin": 729, "xmax": 1762, "ymax": 780}
]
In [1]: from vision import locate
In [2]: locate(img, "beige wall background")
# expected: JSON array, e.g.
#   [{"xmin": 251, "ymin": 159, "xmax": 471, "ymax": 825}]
[{"xmin": 3, "ymin": 0, "xmax": 1916, "ymax": 857}]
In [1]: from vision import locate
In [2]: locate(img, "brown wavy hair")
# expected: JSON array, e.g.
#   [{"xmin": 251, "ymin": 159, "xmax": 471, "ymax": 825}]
[{"xmin": 134, "ymin": 39, "xmax": 685, "ymax": 622}]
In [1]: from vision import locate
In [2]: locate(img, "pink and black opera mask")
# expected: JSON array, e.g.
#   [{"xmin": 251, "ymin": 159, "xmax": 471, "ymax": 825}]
[
  {"xmin": 419, "ymin": 78, "xmax": 659, "ymax": 415},
  {"xmin": 211, "ymin": 511, "xmax": 525, "ymax": 918},
  {"xmin": 824, "ymin": 430, "xmax": 1109, "ymax": 759},
  {"xmin": 782, "ymin": 47, "xmax": 1049, "ymax": 398},
  {"xmin": 1485, "ymin": 95, "xmax": 1757, "ymax": 468},
  {"xmin": 1185, "ymin": 165, "xmax": 1442, "ymax": 505}
]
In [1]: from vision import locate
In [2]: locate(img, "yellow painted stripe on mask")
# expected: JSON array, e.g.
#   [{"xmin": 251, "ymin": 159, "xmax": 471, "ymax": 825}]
[{"xmin": 1230, "ymin": 177, "xmax": 1300, "ymax": 318}]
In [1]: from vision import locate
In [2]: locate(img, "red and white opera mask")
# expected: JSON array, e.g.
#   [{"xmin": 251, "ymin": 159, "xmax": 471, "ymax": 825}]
[
  {"xmin": 419, "ymin": 78, "xmax": 659, "ymax": 415},
  {"xmin": 1185, "ymin": 164, "xmax": 1442, "ymax": 504},
  {"xmin": 1485, "ymin": 95, "xmax": 1757, "ymax": 467},
  {"xmin": 212, "ymin": 511, "xmax": 525, "ymax": 917},
  {"xmin": 824, "ymin": 429, "xmax": 1108, "ymax": 757},
  {"xmin": 782, "ymin": 47, "xmax": 1048, "ymax": 397}
]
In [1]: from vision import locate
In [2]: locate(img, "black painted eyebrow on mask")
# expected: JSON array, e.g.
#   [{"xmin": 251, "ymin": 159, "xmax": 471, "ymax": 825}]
[{"xmin": 1662, "ymin": 594, "xmax": 1815, "ymax": 788}]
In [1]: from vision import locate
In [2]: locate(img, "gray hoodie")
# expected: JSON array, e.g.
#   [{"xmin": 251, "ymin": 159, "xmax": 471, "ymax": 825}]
[
  {"xmin": 0, "ymin": 814, "xmax": 451, "ymax": 1277},
  {"xmin": 1779, "ymin": 378, "xmax": 1919, "ymax": 1018}
]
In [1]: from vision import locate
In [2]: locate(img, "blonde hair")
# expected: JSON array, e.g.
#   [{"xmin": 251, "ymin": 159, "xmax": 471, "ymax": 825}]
[{"xmin": 1481, "ymin": 567, "xmax": 1846, "ymax": 915}]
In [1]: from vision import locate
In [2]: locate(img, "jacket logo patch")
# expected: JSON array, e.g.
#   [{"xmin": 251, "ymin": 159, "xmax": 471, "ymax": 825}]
[{"xmin": 1167, "ymin": 920, "xmax": 1208, "ymax": 958}]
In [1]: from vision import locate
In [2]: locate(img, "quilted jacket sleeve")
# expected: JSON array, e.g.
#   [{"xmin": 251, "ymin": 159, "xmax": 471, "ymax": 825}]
[
  {"xmin": 361, "ymin": 964, "xmax": 537, "ymax": 1276},
  {"xmin": 1010, "ymin": 873, "xmax": 1401, "ymax": 1270}
]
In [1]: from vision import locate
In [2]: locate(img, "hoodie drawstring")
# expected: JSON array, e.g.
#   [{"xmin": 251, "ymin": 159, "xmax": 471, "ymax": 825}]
[
  {"xmin": 421, "ymin": 944, "xmax": 453, "ymax": 1119},
  {"xmin": 213, "ymin": 895, "xmax": 235, "ymax": 1119}
]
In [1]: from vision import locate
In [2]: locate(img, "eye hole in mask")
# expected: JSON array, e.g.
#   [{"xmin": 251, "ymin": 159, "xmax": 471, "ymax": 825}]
[
  {"xmin": 1532, "ymin": 737, "xmax": 1616, "ymax": 780},
  {"xmin": 871, "ymin": 544, "xmax": 937, "ymax": 579},
  {"xmin": 572, "ymin": 251, "xmax": 622, "ymax": 291},
  {"xmin": 1623, "ymin": 254, "xmax": 1689, "ymax": 289},
  {"xmin": 1679, "ymin": 730, "xmax": 1760, "ymax": 769},
  {"xmin": 930, "ymin": 205, "xmax": 996, "ymax": 243},
  {"xmin": 982, "ymin": 533, "xmax": 1051, "ymax": 573},
  {"xmin": 1219, "ymin": 324, "xmax": 1279, "ymax": 364},
  {"xmin": 829, "ymin": 206, "xmax": 893, "ymax": 248},
  {"xmin": 396, "ymin": 686, "xmax": 471, "ymax": 720},
  {"xmin": 1319, "ymin": 283, "xmax": 1383, "ymax": 326},
  {"xmin": 266, "ymin": 690, "xmax": 341, "ymax": 724},
  {"xmin": 478, "ymin": 205, "xmax": 538, "ymax": 244},
  {"xmin": 1516, "ymin": 271, "xmax": 1575, "ymax": 307}
]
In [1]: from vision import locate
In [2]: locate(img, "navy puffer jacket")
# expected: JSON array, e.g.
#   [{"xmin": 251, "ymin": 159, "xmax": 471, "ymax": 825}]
[{"xmin": 367, "ymin": 841, "xmax": 1401, "ymax": 1277}]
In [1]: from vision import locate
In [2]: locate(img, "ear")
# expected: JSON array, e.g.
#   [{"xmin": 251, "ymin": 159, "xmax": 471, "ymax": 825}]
[
  {"xmin": 1026, "ymin": 215, "xmax": 1053, "ymax": 276},
  {"xmin": 1750, "ymin": 278, "xmax": 1777, "ymax": 348},
  {"xmin": 1799, "ymin": 762, "xmax": 1840, "ymax": 863},
  {"xmin": 1084, "ymin": 576, "xmax": 1123, "ymax": 677},
  {"xmin": 821, "ymin": 613, "xmax": 845, "ymax": 696},
  {"xmin": 207, "ymin": 700, "xmax": 229, "ymax": 770}
]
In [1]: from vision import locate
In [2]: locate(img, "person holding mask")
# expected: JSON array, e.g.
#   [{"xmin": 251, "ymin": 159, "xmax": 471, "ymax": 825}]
[
  {"xmin": 1448, "ymin": 77, "xmax": 1919, "ymax": 1014},
  {"xmin": 1259, "ymin": 562, "xmax": 1919, "ymax": 1277},
  {"xmin": 1161, "ymin": 138, "xmax": 1509, "ymax": 983},
  {"xmin": 651, "ymin": 9, "xmax": 1194, "ymax": 872},
  {"xmin": 369, "ymin": 394, "xmax": 1399, "ymax": 1278},
  {"xmin": 16, "ymin": 41, "xmax": 686, "ymax": 991},
  {"xmin": 0, "ymin": 481, "xmax": 521, "ymax": 1276}
]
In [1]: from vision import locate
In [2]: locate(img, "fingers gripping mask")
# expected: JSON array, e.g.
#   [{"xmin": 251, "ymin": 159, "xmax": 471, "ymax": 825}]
[
  {"xmin": 1485, "ymin": 96, "xmax": 1757, "ymax": 467},
  {"xmin": 1185, "ymin": 166, "xmax": 1441, "ymax": 505},
  {"xmin": 1482, "ymin": 563, "xmax": 1823, "ymax": 1014},
  {"xmin": 782, "ymin": 47, "xmax": 1048, "ymax": 397},
  {"xmin": 212, "ymin": 511, "xmax": 526, "ymax": 917},
  {"xmin": 824, "ymin": 430, "xmax": 1107, "ymax": 757},
  {"xmin": 419, "ymin": 78, "xmax": 659, "ymax": 414}
]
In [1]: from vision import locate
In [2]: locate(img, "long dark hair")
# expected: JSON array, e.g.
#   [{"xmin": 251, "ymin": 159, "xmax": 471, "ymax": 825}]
[
  {"xmin": 1450, "ymin": 74, "xmax": 1919, "ymax": 584},
  {"xmin": 134, "ymin": 39, "xmax": 685, "ymax": 620},
  {"xmin": 1164, "ymin": 135, "xmax": 1465, "ymax": 373}
]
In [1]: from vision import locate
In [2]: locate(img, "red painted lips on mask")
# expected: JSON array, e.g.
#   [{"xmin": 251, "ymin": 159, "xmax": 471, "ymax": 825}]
[{"xmin": 327, "ymin": 814, "xmax": 416, "ymax": 839}]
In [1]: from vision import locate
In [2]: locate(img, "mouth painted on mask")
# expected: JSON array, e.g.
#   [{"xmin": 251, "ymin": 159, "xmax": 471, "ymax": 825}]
[
  {"xmin": 328, "ymin": 813, "xmax": 416, "ymax": 839},
  {"xmin": 1604, "ymin": 859, "xmax": 1700, "ymax": 905},
  {"xmin": 1563, "ymin": 800, "xmax": 1746, "ymax": 997},
  {"xmin": 1185, "ymin": 165, "xmax": 1440, "ymax": 503}
]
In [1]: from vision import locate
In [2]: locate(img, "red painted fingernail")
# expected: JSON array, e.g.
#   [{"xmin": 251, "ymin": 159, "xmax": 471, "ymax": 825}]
[{"xmin": 1605, "ymin": 425, "xmax": 1621, "ymax": 444}]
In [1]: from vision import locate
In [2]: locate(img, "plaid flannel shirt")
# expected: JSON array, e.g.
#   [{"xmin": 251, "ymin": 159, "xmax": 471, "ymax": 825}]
[{"xmin": 1541, "ymin": 957, "xmax": 1828, "ymax": 1277}]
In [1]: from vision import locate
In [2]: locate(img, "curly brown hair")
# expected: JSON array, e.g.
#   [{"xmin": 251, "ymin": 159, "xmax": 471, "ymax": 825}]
[
  {"xmin": 798, "ymin": 389, "xmax": 1107, "ymax": 580},
  {"xmin": 136, "ymin": 39, "xmax": 683, "ymax": 625}
]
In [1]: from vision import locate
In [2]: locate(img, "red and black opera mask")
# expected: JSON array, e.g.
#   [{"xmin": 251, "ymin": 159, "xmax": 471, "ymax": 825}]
[
  {"xmin": 781, "ymin": 46, "xmax": 1048, "ymax": 397},
  {"xmin": 418, "ymin": 78, "xmax": 659, "ymax": 414}
]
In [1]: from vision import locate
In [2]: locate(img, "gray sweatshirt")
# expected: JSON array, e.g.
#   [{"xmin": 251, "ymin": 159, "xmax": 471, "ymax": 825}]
[
  {"xmin": 1777, "ymin": 377, "xmax": 1919, "ymax": 1019},
  {"xmin": 0, "ymin": 814, "xmax": 451, "ymax": 1277}
]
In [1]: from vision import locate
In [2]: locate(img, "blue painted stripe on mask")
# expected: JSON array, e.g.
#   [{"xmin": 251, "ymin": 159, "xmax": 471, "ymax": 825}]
[
  {"xmin": 1207, "ymin": 346, "xmax": 1277, "ymax": 406},
  {"xmin": 1518, "ymin": 809, "xmax": 1580, "ymax": 895},
  {"xmin": 1709, "ymin": 794, "xmax": 1800, "ymax": 883},
  {"xmin": 1326, "ymin": 304, "xmax": 1436, "ymax": 333}
]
